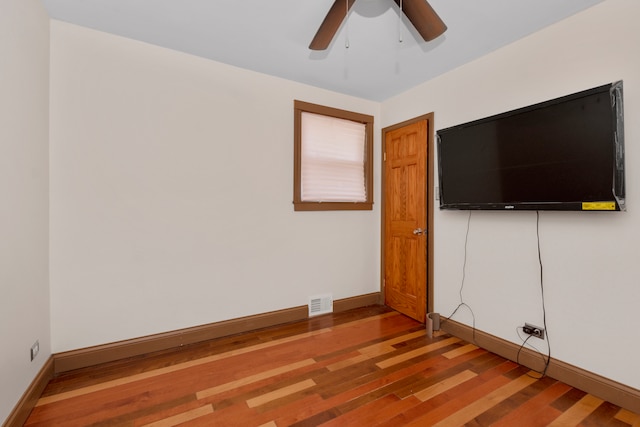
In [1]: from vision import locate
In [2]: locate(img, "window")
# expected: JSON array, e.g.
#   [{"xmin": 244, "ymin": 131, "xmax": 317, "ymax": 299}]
[{"xmin": 294, "ymin": 100, "xmax": 374, "ymax": 211}]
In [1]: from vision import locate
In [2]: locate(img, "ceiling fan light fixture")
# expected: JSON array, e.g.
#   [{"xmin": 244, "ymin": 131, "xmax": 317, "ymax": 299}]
[{"xmin": 309, "ymin": 0, "xmax": 446, "ymax": 51}]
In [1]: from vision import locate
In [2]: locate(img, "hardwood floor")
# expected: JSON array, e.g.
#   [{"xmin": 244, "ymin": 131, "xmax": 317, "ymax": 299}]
[{"xmin": 25, "ymin": 306, "xmax": 640, "ymax": 426}]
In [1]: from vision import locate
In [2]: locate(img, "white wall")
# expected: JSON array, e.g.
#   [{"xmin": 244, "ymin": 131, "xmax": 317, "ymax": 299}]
[
  {"xmin": 0, "ymin": 0, "xmax": 50, "ymax": 423},
  {"xmin": 383, "ymin": 0, "xmax": 640, "ymax": 390},
  {"xmin": 20, "ymin": 1, "xmax": 639, "ymax": 416},
  {"xmin": 49, "ymin": 21, "xmax": 381, "ymax": 353}
]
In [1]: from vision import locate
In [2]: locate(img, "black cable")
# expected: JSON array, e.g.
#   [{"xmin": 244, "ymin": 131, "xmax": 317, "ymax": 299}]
[
  {"xmin": 536, "ymin": 211, "xmax": 552, "ymax": 377},
  {"xmin": 515, "ymin": 211, "xmax": 552, "ymax": 378},
  {"xmin": 515, "ymin": 326, "xmax": 548, "ymax": 379},
  {"xmin": 442, "ymin": 211, "xmax": 550, "ymax": 374},
  {"xmin": 441, "ymin": 211, "xmax": 477, "ymax": 344},
  {"xmin": 459, "ymin": 210, "xmax": 472, "ymax": 304}
]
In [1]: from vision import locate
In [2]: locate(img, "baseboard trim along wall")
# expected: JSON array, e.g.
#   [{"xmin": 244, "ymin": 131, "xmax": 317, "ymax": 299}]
[
  {"xmin": 440, "ymin": 317, "xmax": 640, "ymax": 414},
  {"xmin": 5, "ymin": 293, "xmax": 379, "ymax": 425},
  {"xmin": 2, "ymin": 356, "xmax": 54, "ymax": 427},
  {"xmin": 53, "ymin": 292, "xmax": 381, "ymax": 374}
]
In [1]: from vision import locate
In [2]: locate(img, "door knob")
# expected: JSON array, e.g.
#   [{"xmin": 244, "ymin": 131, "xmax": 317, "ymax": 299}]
[{"xmin": 413, "ymin": 228, "xmax": 424, "ymax": 235}]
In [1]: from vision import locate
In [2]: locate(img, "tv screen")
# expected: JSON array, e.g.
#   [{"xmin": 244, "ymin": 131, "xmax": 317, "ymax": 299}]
[{"xmin": 437, "ymin": 81, "xmax": 625, "ymax": 211}]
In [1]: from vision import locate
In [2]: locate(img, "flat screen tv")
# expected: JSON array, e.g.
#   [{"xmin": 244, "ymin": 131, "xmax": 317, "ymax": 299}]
[{"xmin": 437, "ymin": 81, "xmax": 625, "ymax": 211}]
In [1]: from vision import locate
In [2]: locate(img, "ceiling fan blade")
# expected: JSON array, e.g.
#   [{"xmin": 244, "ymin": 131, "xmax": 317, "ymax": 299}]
[
  {"xmin": 393, "ymin": 0, "xmax": 447, "ymax": 42},
  {"xmin": 309, "ymin": 0, "xmax": 357, "ymax": 50}
]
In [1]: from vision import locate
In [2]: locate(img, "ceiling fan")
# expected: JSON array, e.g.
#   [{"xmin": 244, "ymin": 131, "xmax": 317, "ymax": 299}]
[{"xmin": 309, "ymin": 0, "xmax": 447, "ymax": 50}]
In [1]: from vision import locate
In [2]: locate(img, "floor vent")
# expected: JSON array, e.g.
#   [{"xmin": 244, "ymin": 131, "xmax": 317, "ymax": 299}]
[{"xmin": 308, "ymin": 294, "xmax": 333, "ymax": 317}]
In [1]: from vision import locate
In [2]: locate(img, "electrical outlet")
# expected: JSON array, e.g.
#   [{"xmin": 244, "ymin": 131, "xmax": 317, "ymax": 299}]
[
  {"xmin": 523, "ymin": 323, "xmax": 544, "ymax": 339},
  {"xmin": 30, "ymin": 340, "xmax": 39, "ymax": 361}
]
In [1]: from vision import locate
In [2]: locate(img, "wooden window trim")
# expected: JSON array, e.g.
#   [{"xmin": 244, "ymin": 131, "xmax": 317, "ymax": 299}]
[{"xmin": 293, "ymin": 100, "xmax": 374, "ymax": 211}]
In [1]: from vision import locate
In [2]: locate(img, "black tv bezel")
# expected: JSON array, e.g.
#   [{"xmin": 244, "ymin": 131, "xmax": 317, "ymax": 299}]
[{"xmin": 436, "ymin": 81, "xmax": 625, "ymax": 212}]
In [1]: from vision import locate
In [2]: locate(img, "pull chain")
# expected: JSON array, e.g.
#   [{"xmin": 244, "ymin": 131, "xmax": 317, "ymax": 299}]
[
  {"xmin": 345, "ymin": 0, "xmax": 350, "ymax": 48},
  {"xmin": 399, "ymin": 0, "xmax": 404, "ymax": 43}
]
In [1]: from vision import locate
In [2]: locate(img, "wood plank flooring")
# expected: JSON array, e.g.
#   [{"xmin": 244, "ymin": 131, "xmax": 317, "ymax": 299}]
[{"xmin": 25, "ymin": 306, "xmax": 640, "ymax": 426}]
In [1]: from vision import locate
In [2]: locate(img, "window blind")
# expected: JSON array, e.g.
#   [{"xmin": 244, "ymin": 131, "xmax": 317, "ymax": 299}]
[{"xmin": 300, "ymin": 112, "xmax": 367, "ymax": 202}]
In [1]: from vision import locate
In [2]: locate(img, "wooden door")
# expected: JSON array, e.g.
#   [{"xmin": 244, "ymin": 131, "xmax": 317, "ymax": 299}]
[{"xmin": 383, "ymin": 119, "xmax": 428, "ymax": 322}]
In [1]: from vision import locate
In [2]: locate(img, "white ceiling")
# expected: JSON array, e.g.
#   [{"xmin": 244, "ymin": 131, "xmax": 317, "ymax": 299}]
[{"xmin": 40, "ymin": 0, "xmax": 603, "ymax": 101}]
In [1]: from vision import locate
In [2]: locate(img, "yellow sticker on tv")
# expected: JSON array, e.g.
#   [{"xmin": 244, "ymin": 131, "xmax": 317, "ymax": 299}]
[{"xmin": 582, "ymin": 202, "xmax": 616, "ymax": 211}]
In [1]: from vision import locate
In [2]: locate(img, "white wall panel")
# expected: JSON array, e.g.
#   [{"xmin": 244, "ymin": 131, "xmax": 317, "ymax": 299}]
[
  {"xmin": 49, "ymin": 21, "xmax": 381, "ymax": 352},
  {"xmin": 0, "ymin": 0, "xmax": 50, "ymax": 423},
  {"xmin": 383, "ymin": 0, "xmax": 640, "ymax": 390}
]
